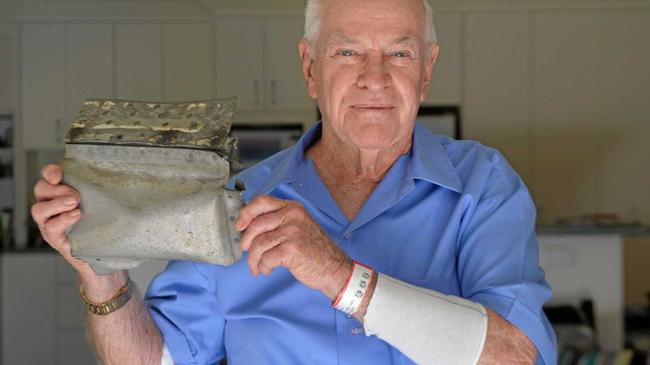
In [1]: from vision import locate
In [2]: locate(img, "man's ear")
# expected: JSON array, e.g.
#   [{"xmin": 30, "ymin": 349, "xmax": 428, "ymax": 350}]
[
  {"xmin": 298, "ymin": 38, "xmax": 318, "ymax": 100},
  {"xmin": 420, "ymin": 43, "xmax": 440, "ymax": 102}
]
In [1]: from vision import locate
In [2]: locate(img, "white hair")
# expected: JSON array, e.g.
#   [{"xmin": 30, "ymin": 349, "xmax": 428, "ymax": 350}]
[{"xmin": 304, "ymin": 0, "xmax": 437, "ymax": 49}]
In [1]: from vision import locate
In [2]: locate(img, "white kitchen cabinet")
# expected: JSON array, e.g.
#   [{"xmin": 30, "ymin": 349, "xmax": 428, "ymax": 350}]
[
  {"xmin": 21, "ymin": 24, "xmax": 65, "ymax": 149},
  {"xmin": 538, "ymin": 233, "xmax": 624, "ymax": 350},
  {"xmin": 2, "ymin": 253, "xmax": 57, "ymax": 364},
  {"xmin": 64, "ymin": 23, "xmax": 114, "ymax": 139},
  {"xmin": 163, "ymin": 21, "xmax": 214, "ymax": 101},
  {"xmin": 116, "ymin": 23, "xmax": 162, "ymax": 101},
  {"xmin": 0, "ymin": 22, "xmax": 16, "ymax": 112},
  {"xmin": 425, "ymin": 11, "xmax": 463, "ymax": 105},
  {"xmin": 463, "ymin": 12, "xmax": 531, "ymax": 184},
  {"xmin": 531, "ymin": 13, "xmax": 601, "ymax": 223},
  {"xmin": 265, "ymin": 16, "xmax": 311, "ymax": 111},
  {"xmin": 215, "ymin": 16, "xmax": 264, "ymax": 110},
  {"xmin": 215, "ymin": 15, "xmax": 313, "ymax": 113},
  {"xmin": 590, "ymin": 12, "xmax": 650, "ymax": 223},
  {"xmin": 1, "ymin": 253, "xmax": 97, "ymax": 365}
]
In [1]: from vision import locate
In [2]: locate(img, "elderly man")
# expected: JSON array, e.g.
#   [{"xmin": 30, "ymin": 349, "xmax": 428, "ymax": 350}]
[{"xmin": 31, "ymin": 0, "xmax": 556, "ymax": 364}]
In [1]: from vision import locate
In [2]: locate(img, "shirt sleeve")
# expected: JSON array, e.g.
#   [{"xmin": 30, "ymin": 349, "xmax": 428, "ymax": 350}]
[
  {"xmin": 457, "ymin": 177, "xmax": 558, "ymax": 365},
  {"xmin": 144, "ymin": 260, "xmax": 226, "ymax": 365}
]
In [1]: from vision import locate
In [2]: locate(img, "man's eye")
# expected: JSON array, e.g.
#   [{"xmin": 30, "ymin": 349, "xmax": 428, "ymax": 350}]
[
  {"xmin": 338, "ymin": 49, "xmax": 356, "ymax": 57},
  {"xmin": 392, "ymin": 51, "xmax": 411, "ymax": 58}
]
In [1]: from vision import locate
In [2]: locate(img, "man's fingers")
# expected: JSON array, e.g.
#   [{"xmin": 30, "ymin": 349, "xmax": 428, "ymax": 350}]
[
  {"xmin": 41, "ymin": 164, "xmax": 63, "ymax": 185},
  {"xmin": 235, "ymin": 195, "xmax": 289, "ymax": 231},
  {"xmin": 34, "ymin": 179, "xmax": 79, "ymax": 202},
  {"xmin": 257, "ymin": 245, "xmax": 291, "ymax": 276},
  {"xmin": 40, "ymin": 209, "xmax": 81, "ymax": 246},
  {"xmin": 246, "ymin": 230, "xmax": 287, "ymax": 276},
  {"xmin": 239, "ymin": 209, "xmax": 287, "ymax": 251},
  {"xmin": 31, "ymin": 195, "xmax": 80, "ymax": 224}
]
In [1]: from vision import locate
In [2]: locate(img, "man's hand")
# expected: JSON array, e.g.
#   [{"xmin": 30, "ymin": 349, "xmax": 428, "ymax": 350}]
[
  {"xmin": 31, "ymin": 164, "xmax": 127, "ymax": 297},
  {"xmin": 31, "ymin": 164, "xmax": 91, "ymax": 274},
  {"xmin": 235, "ymin": 195, "xmax": 352, "ymax": 300}
]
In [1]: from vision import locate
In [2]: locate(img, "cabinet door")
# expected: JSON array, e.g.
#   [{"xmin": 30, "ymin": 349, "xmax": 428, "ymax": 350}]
[
  {"xmin": 464, "ymin": 12, "xmax": 531, "ymax": 184},
  {"xmin": 215, "ymin": 16, "xmax": 264, "ymax": 110},
  {"xmin": 265, "ymin": 16, "xmax": 313, "ymax": 111},
  {"xmin": 425, "ymin": 11, "xmax": 462, "ymax": 105},
  {"xmin": 163, "ymin": 21, "xmax": 213, "ymax": 101},
  {"xmin": 21, "ymin": 24, "xmax": 65, "ymax": 149},
  {"xmin": 2, "ymin": 253, "xmax": 56, "ymax": 365},
  {"xmin": 116, "ymin": 23, "xmax": 162, "ymax": 100},
  {"xmin": 531, "ymin": 13, "xmax": 601, "ymax": 222},
  {"xmin": 0, "ymin": 30, "xmax": 14, "ymax": 111},
  {"xmin": 64, "ymin": 23, "xmax": 113, "ymax": 146},
  {"xmin": 592, "ymin": 12, "xmax": 650, "ymax": 223}
]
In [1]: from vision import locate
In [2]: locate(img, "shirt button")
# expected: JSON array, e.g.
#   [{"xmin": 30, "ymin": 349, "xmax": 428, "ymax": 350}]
[{"xmin": 344, "ymin": 232, "xmax": 353, "ymax": 240}]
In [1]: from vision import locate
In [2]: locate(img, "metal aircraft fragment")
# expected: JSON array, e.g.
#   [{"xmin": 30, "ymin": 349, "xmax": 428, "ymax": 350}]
[{"xmin": 61, "ymin": 97, "xmax": 244, "ymax": 275}]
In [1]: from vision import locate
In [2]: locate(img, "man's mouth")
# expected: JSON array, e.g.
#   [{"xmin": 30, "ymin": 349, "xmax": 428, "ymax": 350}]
[{"xmin": 351, "ymin": 104, "xmax": 395, "ymax": 110}]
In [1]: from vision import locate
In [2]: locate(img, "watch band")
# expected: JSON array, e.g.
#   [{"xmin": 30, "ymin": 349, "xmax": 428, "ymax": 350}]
[{"xmin": 80, "ymin": 278, "xmax": 134, "ymax": 316}]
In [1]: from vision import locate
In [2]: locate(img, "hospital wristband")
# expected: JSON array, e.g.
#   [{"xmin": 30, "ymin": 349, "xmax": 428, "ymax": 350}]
[{"xmin": 332, "ymin": 261, "xmax": 374, "ymax": 315}]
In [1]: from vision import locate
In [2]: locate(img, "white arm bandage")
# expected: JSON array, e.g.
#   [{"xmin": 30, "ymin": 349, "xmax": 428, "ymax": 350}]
[
  {"xmin": 363, "ymin": 274, "xmax": 488, "ymax": 365},
  {"xmin": 161, "ymin": 344, "xmax": 173, "ymax": 365}
]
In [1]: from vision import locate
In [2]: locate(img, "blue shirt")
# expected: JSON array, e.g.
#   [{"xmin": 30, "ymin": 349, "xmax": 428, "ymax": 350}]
[{"xmin": 145, "ymin": 122, "xmax": 557, "ymax": 365}]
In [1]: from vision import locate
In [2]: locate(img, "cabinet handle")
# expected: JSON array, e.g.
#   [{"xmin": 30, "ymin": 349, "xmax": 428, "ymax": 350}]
[
  {"xmin": 253, "ymin": 80, "xmax": 260, "ymax": 107},
  {"xmin": 55, "ymin": 118, "xmax": 62, "ymax": 144},
  {"xmin": 270, "ymin": 79, "xmax": 277, "ymax": 106}
]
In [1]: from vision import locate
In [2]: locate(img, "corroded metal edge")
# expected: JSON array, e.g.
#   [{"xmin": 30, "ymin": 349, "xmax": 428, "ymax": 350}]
[{"xmin": 65, "ymin": 96, "xmax": 238, "ymax": 157}]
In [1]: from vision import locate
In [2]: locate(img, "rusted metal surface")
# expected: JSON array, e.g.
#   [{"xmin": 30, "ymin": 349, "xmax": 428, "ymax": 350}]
[
  {"xmin": 66, "ymin": 97, "xmax": 237, "ymax": 157},
  {"xmin": 62, "ymin": 97, "xmax": 243, "ymax": 275}
]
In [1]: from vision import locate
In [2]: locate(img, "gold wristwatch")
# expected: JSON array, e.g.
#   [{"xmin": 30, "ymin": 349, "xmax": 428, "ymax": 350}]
[{"xmin": 80, "ymin": 278, "xmax": 134, "ymax": 315}]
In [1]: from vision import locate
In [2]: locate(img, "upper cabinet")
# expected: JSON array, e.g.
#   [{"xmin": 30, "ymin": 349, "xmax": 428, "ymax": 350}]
[
  {"xmin": 21, "ymin": 20, "xmax": 217, "ymax": 149},
  {"xmin": 115, "ymin": 23, "xmax": 162, "ymax": 101},
  {"xmin": 463, "ymin": 12, "xmax": 531, "ymax": 184},
  {"xmin": 163, "ymin": 21, "xmax": 214, "ymax": 101},
  {"xmin": 0, "ymin": 21, "xmax": 17, "ymax": 112},
  {"xmin": 21, "ymin": 24, "xmax": 66, "ymax": 149},
  {"xmin": 215, "ymin": 15, "xmax": 314, "ymax": 112},
  {"xmin": 215, "ymin": 16, "xmax": 264, "ymax": 110},
  {"xmin": 64, "ymin": 23, "xmax": 114, "ymax": 127},
  {"xmin": 22, "ymin": 23, "xmax": 114, "ymax": 149},
  {"xmin": 424, "ymin": 11, "xmax": 462, "ymax": 105},
  {"xmin": 264, "ymin": 16, "xmax": 311, "ymax": 111},
  {"xmin": 530, "ymin": 13, "xmax": 602, "ymax": 221}
]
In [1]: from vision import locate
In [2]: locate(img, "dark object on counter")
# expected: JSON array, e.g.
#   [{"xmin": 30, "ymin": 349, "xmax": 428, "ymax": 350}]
[
  {"xmin": 0, "ymin": 208, "xmax": 13, "ymax": 248},
  {"xmin": 0, "ymin": 118, "xmax": 12, "ymax": 148},
  {"xmin": 0, "ymin": 161, "xmax": 12, "ymax": 178},
  {"xmin": 555, "ymin": 212, "xmax": 642, "ymax": 229}
]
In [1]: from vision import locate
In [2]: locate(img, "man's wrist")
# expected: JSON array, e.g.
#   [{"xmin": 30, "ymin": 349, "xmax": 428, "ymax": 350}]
[
  {"xmin": 321, "ymin": 258, "xmax": 353, "ymax": 300},
  {"xmin": 330, "ymin": 260, "xmax": 375, "ymax": 316},
  {"xmin": 79, "ymin": 270, "xmax": 129, "ymax": 303}
]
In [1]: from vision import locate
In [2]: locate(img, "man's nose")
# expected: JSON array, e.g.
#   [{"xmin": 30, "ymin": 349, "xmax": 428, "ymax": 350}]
[{"xmin": 356, "ymin": 53, "xmax": 392, "ymax": 91}]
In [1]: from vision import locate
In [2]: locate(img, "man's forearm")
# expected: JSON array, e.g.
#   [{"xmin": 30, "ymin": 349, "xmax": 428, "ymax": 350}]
[
  {"xmin": 352, "ymin": 273, "xmax": 536, "ymax": 365},
  {"xmin": 82, "ymin": 271, "xmax": 163, "ymax": 365},
  {"xmin": 478, "ymin": 309, "xmax": 537, "ymax": 365}
]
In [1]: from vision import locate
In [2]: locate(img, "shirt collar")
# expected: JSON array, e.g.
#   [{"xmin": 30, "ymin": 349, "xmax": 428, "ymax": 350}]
[
  {"xmin": 255, "ymin": 121, "xmax": 321, "ymax": 195},
  {"xmin": 411, "ymin": 122, "xmax": 463, "ymax": 193},
  {"xmin": 256, "ymin": 121, "xmax": 463, "ymax": 195}
]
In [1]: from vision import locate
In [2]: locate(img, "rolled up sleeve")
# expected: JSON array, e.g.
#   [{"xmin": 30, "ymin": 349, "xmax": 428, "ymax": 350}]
[
  {"xmin": 144, "ymin": 260, "xmax": 226, "ymax": 365},
  {"xmin": 458, "ymin": 180, "xmax": 557, "ymax": 365}
]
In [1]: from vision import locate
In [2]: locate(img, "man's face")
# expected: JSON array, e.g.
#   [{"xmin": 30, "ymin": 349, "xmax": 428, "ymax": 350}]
[{"xmin": 299, "ymin": 0, "xmax": 439, "ymax": 151}]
